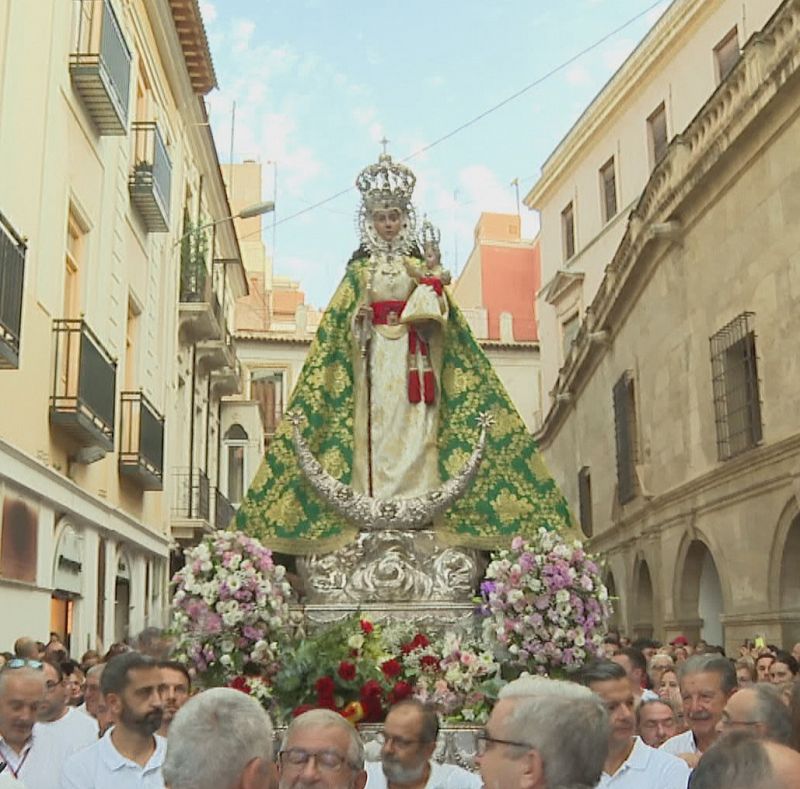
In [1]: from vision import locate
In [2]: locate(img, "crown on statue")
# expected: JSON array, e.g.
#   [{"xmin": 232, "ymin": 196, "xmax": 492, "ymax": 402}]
[
  {"xmin": 355, "ymin": 154, "xmax": 416, "ymax": 212},
  {"xmin": 418, "ymin": 216, "xmax": 441, "ymax": 248}
]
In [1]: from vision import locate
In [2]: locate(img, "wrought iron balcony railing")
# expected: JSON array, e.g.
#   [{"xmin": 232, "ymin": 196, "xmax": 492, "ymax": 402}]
[
  {"xmin": 119, "ymin": 391, "xmax": 164, "ymax": 490},
  {"xmin": 214, "ymin": 488, "xmax": 236, "ymax": 531},
  {"xmin": 129, "ymin": 122, "xmax": 171, "ymax": 232},
  {"xmin": 178, "ymin": 262, "xmax": 223, "ymax": 343},
  {"xmin": 171, "ymin": 468, "xmax": 210, "ymax": 523},
  {"xmin": 50, "ymin": 319, "xmax": 116, "ymax": 451},
  {"xmin": 69, "ymin": 0, "xmax": 132, "ymax": 135},
  {"xmin": 0, "ymin": 210, "xmax": 26, "ymax": 369}
]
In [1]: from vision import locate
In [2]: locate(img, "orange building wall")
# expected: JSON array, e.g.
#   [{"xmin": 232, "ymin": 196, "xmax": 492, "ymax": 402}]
[{"xmin": 480, "ymin": 242, "xmax": 540, "ymax": 341}]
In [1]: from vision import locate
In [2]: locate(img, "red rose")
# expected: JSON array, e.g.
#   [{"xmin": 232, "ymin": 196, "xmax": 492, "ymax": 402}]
[
  {"xmin": 412, "ymin": 634, "xmax": 430, "ymax": 649},
  {"xmin": 338, "ymin": 661, "xmax": 357, "ymax": 681},
  {"xmin": 360, "ymin": 679, "xmax": 383, "ymax": 699},
  {"xmin": 389, "ymin": 681, "xmax": 413, "ymax": 704},
  {"xmin": 381, "ymin": 659, "xmax": 402, "ymax": 678},
  {"xmin": 315, "ymin": 676, "xmax": 335, "ymax": 701},
  {"xmin": 360, "ymin": 619, "xmax": 374, "ymax": 634},
  {"xmin": 229, "ymin": 676, "xmax": 252, "ymax": 695},
  {"xmin": 420, "ymin": 655, "xmax": 440, "ymax": 670}
]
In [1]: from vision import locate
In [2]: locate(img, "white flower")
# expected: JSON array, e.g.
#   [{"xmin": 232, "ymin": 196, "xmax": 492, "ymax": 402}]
[
  {"xmin": 347, "ymin": 634, "xmax": 365, "ymax": 650},
  {"xmin": 220, "ymin": 654, "xmax": 232, "ymax": 667},
  {"xmin": 555, "ymin": 589, "xmax": 570, "ymax": 604}
]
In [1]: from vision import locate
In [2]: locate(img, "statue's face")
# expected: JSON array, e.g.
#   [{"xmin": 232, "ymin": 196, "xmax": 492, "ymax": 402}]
[{"xmin": 371, "ymin": 207, "xmax": 404, "ymax": 241}]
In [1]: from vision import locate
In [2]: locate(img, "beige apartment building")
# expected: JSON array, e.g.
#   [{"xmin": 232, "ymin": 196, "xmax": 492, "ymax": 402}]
[
  {"xmin": 530, "ymin": 0, "xmax": 800, "ymax": 651},
  {"xmin": 0, "ymin": 0, "xmax": 247, "ymax": 653}
]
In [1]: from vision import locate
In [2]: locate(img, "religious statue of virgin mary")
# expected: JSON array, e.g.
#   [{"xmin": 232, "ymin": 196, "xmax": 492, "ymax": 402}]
[{"xmin": 236, "ymin": 152, "xmax": 572, "ymax": 556}]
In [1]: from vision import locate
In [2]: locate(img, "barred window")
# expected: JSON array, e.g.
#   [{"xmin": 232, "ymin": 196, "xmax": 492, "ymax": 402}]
[
  {"xmin": 599, "ymin": 157, "xmax": 617, "ymax": 223},
  {"xmin": 613, "ymin": 371, "xmax": 639, "ymax": 504},
  {"xmin": 710, "ymin": 312, "xmax": 763, "ymax": 460},
  {"xmin": 561, "ymin": 202, "xmax": 575, "ymax": 261},
  {"xmin": 578, "ymin": 466, "xmax": 593, "ymax": 538}
]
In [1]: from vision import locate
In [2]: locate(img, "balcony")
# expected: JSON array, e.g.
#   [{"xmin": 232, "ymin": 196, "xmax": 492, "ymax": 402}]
[
  {"xmin": 197, "ymin": 324, "xmax": 235, "ymax": 372},
  {"xmin": 50, "ymin": 319, "xmax": 116, "ymax": 453},
  {"xmin": 214, "ymin": 488, "xmax": 236, "ymax": 531},
  {"xmin": 211, "ymin": 357, "xmax": 242, "ymax": 397},
  {"xmin": 119, "ymin": 391, "xmax": 164, "ymax": 490},
  {"xmin": 129, "ymin": 122, "xmax": 171, "ymax": 232},
  {"xmin": 171, "ymin": 468, "xmax": 211, "ymax": 541},
  {"xmin": 0, "ymin": 211, "xmax": 26, "ymax": 369},
  {"xmin": 178, "ymin": 249, "xmax": 222, "ymax": 343},
  {"xmin": 69, "ymin": 0, "xmax": 132, "ymax": 135}
]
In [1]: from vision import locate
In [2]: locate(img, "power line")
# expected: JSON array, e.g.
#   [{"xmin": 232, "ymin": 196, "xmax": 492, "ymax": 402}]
[{"xmin": 233, "ymin": 0, "xmax": 666, "ymax": 244}]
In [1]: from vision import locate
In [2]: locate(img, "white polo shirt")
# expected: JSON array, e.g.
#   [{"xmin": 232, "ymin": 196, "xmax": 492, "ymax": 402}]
[
  {"xmin": 0, "ymin": 772, "xmax": 25, "ymax": 789},
  {"xmin": 365, "ymin": 760, "xmax": 483, "ymax": 788},
  {"xmin": 659, "ymin": 729, "xmax": 700, "ymax": 756},
  {"xmin": 59, "ymin": 729, "xmax": 166, "ymax": 789},
  {"xmin": 598, "ymin": 737, "xmax": 690, "ymax": 788}
]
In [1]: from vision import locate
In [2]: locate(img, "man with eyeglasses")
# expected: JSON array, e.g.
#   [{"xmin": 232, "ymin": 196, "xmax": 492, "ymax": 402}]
[
  {"xmin": 715, "ymin": 684, "xmax": 793, "ymax": 745},
  {"xmin": 579, "ymin": 660, "xmax": 689, "ymax": 788},
  {"xmin": 0, "ymin": 661, "xmax": 46, "ymax": 786},
  {"xmin": 477, "ymin": 677, "xmax": 609, "ymax": 788},
  {"xmin": 365, "ymin": 700, "xmax": 481, "ymax": 788},
  {"xmin": 278, "ymin": 708, "xmax": 367, "ymax": 789}
]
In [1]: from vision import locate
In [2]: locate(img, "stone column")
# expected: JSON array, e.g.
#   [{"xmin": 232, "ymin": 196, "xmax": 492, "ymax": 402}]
[
  {"xmin": 79, "ymin": 528, "xmax": 99, "ymax": 654},
  {"xmin": 103, "ymin": 538, "xmax": 117, "ymax": 648}
]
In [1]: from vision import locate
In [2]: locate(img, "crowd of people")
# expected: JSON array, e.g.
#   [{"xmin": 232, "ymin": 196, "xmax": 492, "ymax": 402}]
[{"xmin": 1, "ymin": 630, "xmax": 800, "ymax": 788}]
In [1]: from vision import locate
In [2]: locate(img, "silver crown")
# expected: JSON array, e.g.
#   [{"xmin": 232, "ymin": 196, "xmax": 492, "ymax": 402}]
[
  {"xmin": 419, "ymin": 216, "xmax": 441, "ymax": 248},
  {"xmin": 355, "ymin": 154, "xmax": 416, "ymax": 211}
]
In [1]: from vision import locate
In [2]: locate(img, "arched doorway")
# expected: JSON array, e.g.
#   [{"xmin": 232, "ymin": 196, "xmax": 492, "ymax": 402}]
[
  {"xmin": 224, "ymin": 423, "xmax": 248, "ymax": 505},
  {"xmin": 114, "ymin": 551, "xmax": 131, "ymax": 644},
  {"xmin": 51, "ymin": 520, "xmax": 84, "ymax": 651},
  {"xmin": 779, "ymin": 515, "xmax": 800, "ymax": 644},
  {"xmin": 678, "ymin": 540, "xmax": 725, "ymax": 647},
  {"xmin": 633, "ymin": 559, "xmax": 654, "ymax": 639}
]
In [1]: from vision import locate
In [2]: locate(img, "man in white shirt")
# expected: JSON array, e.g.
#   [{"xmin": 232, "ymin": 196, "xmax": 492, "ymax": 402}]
[
  {"xmin": 75, "ymin": 666, "xmax": 103, "ymax": 723},
  {"xmin": 60, "ymin": 652, "xmax": 166, "ymax": 789},
  {"xmin": 660, "ymin": 654, "xmax": 737, "ymax": 769},
  {"xmin": 17, "ymin": 661, "xmax": 98, "ymax": 789},
  {"xmin": 579, "ymin": 660, "xmax": 690, "ymax": 788},
  {"xmin": 365, "ymin": 700, "xmax": 481, "ymax": 789},
  {"xmin": 0, "ymin": 662, "xmax": 45, "ymax": 786}
]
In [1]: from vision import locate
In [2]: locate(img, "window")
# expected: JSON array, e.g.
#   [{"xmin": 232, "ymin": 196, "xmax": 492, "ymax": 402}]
[
  {"xmin": 64, "ymin": 212, "xmax": 86, "ymax": 319},
  {"xmin": 561, "ymin": 202, "xmax": 575, "ymax": 261},
  {"xmin": 225, "ymin": 423, "xmax": 248, "ymax": 505},
  {"xmin": 578, "ymin": 466, "xmax": 593, "ymax": 538},
  {"xmin": 561, "ymin": 312, "xmax": 580, "ymax": 360},
  {"xmin": 251, "ymin": 370, "xmax": 284, "ymax": 442},
  {"xmin": 714, "ymin": 27, "xmax": 740, "ymax": 83},
  {"xmin": 599, "ymin": 157, "xmax": 618, "ymax": 223},
  {"xmin": 710, "ymin": 312, "xmax": 763, "ymax": 460},
  {"xmin": 613, "ymin": 371, "xmax": 639, "ymax": 504},
  {"xmin": 647, "ymin": 103, "xmax": 669, "ymax": 168}
]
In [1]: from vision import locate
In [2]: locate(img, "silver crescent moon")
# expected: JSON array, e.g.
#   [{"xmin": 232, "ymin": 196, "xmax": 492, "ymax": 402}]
[{"xmin": 288, "ymin": 412, "xmax": 493, "ymax": 531}]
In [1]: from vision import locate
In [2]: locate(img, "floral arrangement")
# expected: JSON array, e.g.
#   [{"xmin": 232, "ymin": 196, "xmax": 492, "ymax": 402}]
[
  {"xmin": 479, "ymin": 529, "xmax": 611, "ymax": 674},
  {"xmin": 170, "ymin": 530, "xmax": 293, "ymax": 686}
]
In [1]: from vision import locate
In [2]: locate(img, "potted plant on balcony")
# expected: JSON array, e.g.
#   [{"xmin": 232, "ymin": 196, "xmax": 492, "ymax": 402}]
[{"xmin": 179, "ymin": 219, "xmax": 209, "ymax": 303}]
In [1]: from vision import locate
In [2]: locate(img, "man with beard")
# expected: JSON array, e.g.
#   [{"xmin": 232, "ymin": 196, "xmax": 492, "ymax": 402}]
[
  {"xmin": 660, "ymin": 654, "xmax": 737, "ymax": 769},
  {"xmin": 580, "ymin": 660, "xmax": 690, "ymax": 788},
  {"xmin": 60, "ymin": 652, "xmax": 165, "ymax": 789},
  {"xmin": 155, "ymin": 662, "xmax": 190, "ymax": 737},
  {"xmin": 365, "ymin": 700, "xmax": 481, "ymax": 788}
]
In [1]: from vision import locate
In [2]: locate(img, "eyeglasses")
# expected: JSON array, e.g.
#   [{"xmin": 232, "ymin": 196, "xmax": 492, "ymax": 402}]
[
  {"xmin": 4, "ymin": 659, "xmax": 43, "ymax": 670},
  {"xmin": 279, "ymin": 748, "xmax": 357, "ymax": 772},
  {"xmin": 376, "ymin": 732, "xmax": 426, "ymax": 749},
  {"xmin": 476, "ymin": 732, "xmax": 532, "ymax": 756}
]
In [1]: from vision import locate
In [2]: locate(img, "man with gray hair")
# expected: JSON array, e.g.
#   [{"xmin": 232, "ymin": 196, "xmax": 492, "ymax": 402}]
[
  {"xmin": 477, "ymin": 676, "xmax": 609, "ymax": 788},
  {"xmin": 690, "ymin": 730, "xmax": 800, "ymax": 788},
  {"xmin": 716, "ymin": 683, "xmax": 793, "ymax": 745},
  {"xmin": 579, "ymin": 660, "xmax": 689, "ymax": 787},
  {"xmin": 162, "ymin": 687, "xmax": 276, "ymax": 789},
  {"xmin": 660, "ymin": 653, "xmax": 737, "ymax": 768},
  {"xmin": 278, "ymin": 708, "xmax": 366, "ymax": 789}
]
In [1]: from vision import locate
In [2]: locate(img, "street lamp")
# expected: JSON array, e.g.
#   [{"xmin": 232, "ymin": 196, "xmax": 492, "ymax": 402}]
[{"xmin": 175, "ymin": 200, "xmax": 275, "ymax": 245}]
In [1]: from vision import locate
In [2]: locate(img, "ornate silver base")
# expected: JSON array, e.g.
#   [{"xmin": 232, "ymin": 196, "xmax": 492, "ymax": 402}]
[{"xmin": 294, "ymin": 529, "xmax": 486, "ymax": 633}]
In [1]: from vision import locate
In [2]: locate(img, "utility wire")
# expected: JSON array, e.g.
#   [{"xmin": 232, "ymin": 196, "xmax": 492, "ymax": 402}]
[{"xmin": 234, "ymin": 0, "xmax": 666, "ymax": 244}]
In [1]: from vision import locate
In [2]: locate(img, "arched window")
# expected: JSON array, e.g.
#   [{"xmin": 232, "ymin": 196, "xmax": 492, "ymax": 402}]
[{"xmin": 225, "ymin": 424, "xmax": 248, "ymax": 504}]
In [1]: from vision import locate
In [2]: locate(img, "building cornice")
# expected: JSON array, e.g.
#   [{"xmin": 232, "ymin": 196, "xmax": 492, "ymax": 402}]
[
  {"xmin": 168, "ymin": 0, "xmax": 217, "ymax": 94},
  {"xmin": 479, "ymin": 340, "xmax": 540, "ymax": 351},
  {"xmin": 235, "ymin": 332, "xmax": 315, "ymax": 345},
  {"xmin": 0, "ymin": 440, "xmax": 171, "ymax": 555},
  {"xmin": 525, "ymin": 0, "xmax": 720, "ymax": 209},
  {"xmin": 536, "ymin": 0, "xmax": 800, "ymax": 445}
]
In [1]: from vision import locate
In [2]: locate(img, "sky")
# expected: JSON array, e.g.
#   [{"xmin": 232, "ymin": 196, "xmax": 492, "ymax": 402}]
[{"xmin": 200, "ymin": 0, "xmax": 670, "ymax": 308}]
